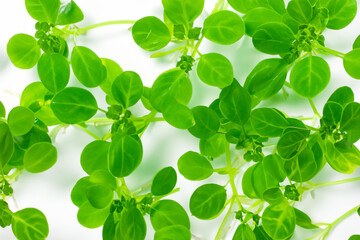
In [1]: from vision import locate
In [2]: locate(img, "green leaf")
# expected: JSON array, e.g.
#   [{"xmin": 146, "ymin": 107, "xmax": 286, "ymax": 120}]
[
  {"xmin": 89, "ymin": 170, "xmax": 117, "ymax": 190},
  {"xmin": 319, "ymin": 0, "xmax": 357, "ymax": 29},
  {"xmin": 7, "ymin": 34, "xmax": 41, "ymax": 69},
  {"xmin": 203, "ymin": 10, "xmax": 245, "ymax": 45},
  {"xmin": 100, "ymin": 58, "xmax": 123, "ymax": 96},
  {"xmin": 81, "ymin": 140, "xmax": 110, "ymax": 175},
  {"xmin": 322, "ymin": 101, "xmax": 343, "ymax": 126},
  {"xmin": 0, "ymin": 200, "xmax": 13, "ymax": 228},
  {"xmin": 51, "ymin": 87, "xmax": 98, "ymax": 124},
  {"xmin": 37, "ymin": 53, "xmax": 70, "ymax": 93},
  {"xmin": 189, "ymin": 183, "xmax": 226, "ymax": 220},
  {"xmin": 71, "ymin": 46, "xmax": 107, "ymax": 88},
  {"xmin": 20, "ymin": 82, "xmax": 48, "ymax": 108},
  {"xmin": 340, "ymin": 102, "xmax": 360, "ymax": 143},
  {"xmin": 196, "ymin": 53, "xmax": 234, "ymax": 88},
  {"xmin": 0, "ymin": 101, "xmax": 5, "ymax": 118},
  {"xmin": 244, "ymin": 58, "xmax": 288, "ymax": 100},
  {"xmin": 188, "ymin": 106, "xmax": 220, "ymax": 139},
  {"xmin": 56, "ymin": 0, "xmax": 84, "ymax": 25},
  {"xmin": 290, "ymin": 56, "xmax": 331, "ymax": 98},
  {"xmin": 233, "ymin": 224, "xmax": 256, "ymax": 240},
  {"xmin": 177, "ymin": 151, "xmax": 213, "ymax": 180},
  {"xmin": 0, "ymin": 122, "xmax": 14, "ymax": 167},
  {"xmin": 103, "ymin": 214, "xmax": 116, "ymax": 240},
  {"xmin": 253, "ymin": 225, "xmax": 272, "ymax": 240},
  {"xmin": 323, "ymin": 139, "xmax": 359, "ymax": 174},
  {"xmin": 11, "ymin": 208, "xmax": 49, "ymax": 240},
  {"xmin": 228, "ymin": 0, "xmax": 286, "ymax": 14},
  {"xmin": 132, "ymin": 16, "xmax": 171, "ymax": 51},
  {"xmin": 287, "ymin": 0, "xmax": 313, "ymax": 24},
  {"xmin": 294, "ymin": 208, "xmax": 319, "ymax": 229},
  {"xmin": 150, "ymin": 68, "xmax": 192, "ymax": 112},
  {"xmin": 7, "ymin": 106, "xmax": 35, "ymax": 136},
  {"xmin": 150, "ymin": 200, "xmax": 190, "ymax": 230},
  {"xmin": 25, "ymin": 0, "xmax": 60, "ymax": 23},
  {"xmin": 77, "ymin": 202, "xmax": 109, "ymax": 228},
  {"xmin": 154, "ymin": 225, "xmax": 191, "ymax": 240},
  {"xmin": 243, "ymin": 7, "xmax": 282, "ymax": 36},
  {"xmin": 162, "ymin": 0, "xmax": 204, "ymax": 27},
  {"xmin": 262, "ymin": 154, "xmax": 287, "ymax": 182},
  {"xmin": 199, "ymin": 133, "xmax": 226, "ymax": 158},
  {"xmin": 252, "ymin": 22, "xmax": 295, "ymax": 55},
  {"xmin": 349, "ymin": 235, "xmax": 360, "ymax": 240},
  {"xmin": 263, "ymin": 187, "xmax": 284, "ymax": 204},
  {"xmin": 162, "ymin": 102, "xmax": 195, "ymax": 129},
  {"xmin": 116, "ymin": 204, "xmax": 146, "ymax": 240},
  {"xmin": 86, "ymin": 184, "xmax": 113, "ymax": 209},
  {"xmin": 23, "ymin": 142, "xmax": 57, "ymax": 173},
  {"xmin": 353, "ymin": 35, "xmax": 360, "ymax": 49},
  {"xmin": 71, "ymin": 177, "xmax": 92, "ymax": 207},
  {"xmin": 327, "ymin": 86, "xmax": 354, "ymax": 107},
  {"xmin": 250, "ymin": 108, "xmax": 288, "ymax": 137},
  {"xmin": 112, "ymin": 71, "xmax": 143, "ymax": 108},
  {"xmin": 262, "ymin": 199, "xmax": 296, "ymax": 239},
  {"xmin": 151, "ymin": 167, "xmax": 177, "ymax": 196},
  {"xmin": 220, "ymin": 80, "xmax": 251, "ymax": 125},
  {"xmin": 13, "ymin": 126, "xmax": 50, "ymax": 150},
  {"xmin": 108, "ymin": 134, "xmax": 143, "ymax": 177},
  {"xmin": 343, "ymin": 49, "xmax": 360, "ymax": 79},
  {"xmin": 277, "ymin": 127, "xmax": 309, "ymax": 159}
]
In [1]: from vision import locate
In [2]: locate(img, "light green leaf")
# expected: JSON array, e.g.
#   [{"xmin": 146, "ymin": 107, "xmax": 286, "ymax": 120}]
[
  {"xmin": 154, "ymin": 225, "xmax": 191, "ymax": 240},
  {"xmin": 294, "ymin": 208, "xmax": 319, "ymax": 229},
  {"xmin": 112, "ymin": 71, "xmax": 143, "ymax": 108},
  {"xmin": 277, "ymin": 127, "xmax": 309, "ymax": 159},
  {"xmin": 287, "ymin": 0, "xmax": 313, "ymax": 24},
  {"xmin": 243, "ymin": 7, "xmax": 282, "ymax": 36},
  {"xmin": 56, "ymin": 0, "xmax": 84, "ymax": 25},
  {"xmin": 188, "ymin": 106, "xmax": 220, "ymax": 139},
  {"xmin": 177, "ymin": 151, "xmax": 213, "ymax": 181},
  {"xmin": 228, "ymin": 0, "xmax": 286, "ymax": 14},
  {"xmin": 24, "ymin": 142, "xmax": 57, "ymax": 173},
  {"xmin": 7, "ymin": 106, "xmax": 35, "ymax": 136},
  {"xmin": 25, "ymin": 0, "xmax": 60, "ymax": 23},
  {"xmin": 162, "ymin": 0, "xmax": 204, "ymax": 27},
  {"xmin": 319, "ymin": 0, "xmax": 357, "ymax": 29},
  {"xmin": 327, "ymin": 86, "xmax": 354, "ymax": 107},
  {"xmin": 250, "ymin": 108, "xmax": 288, "ymax": 137},
  {"xmin": 77, "ymin": 202, "xmax": 109, "ymax": 228},
  {"xmin": 199, "ymin": 133, "xmax": 226, "ymax": 159},
  {"xmin": 12, "ymin": 208, "xmax": 49, "ymax": 240},
  {"xmin": 81, "ymin": 140, "xmax": 110, "ymax": 175},
  {"xmin": 340, "ymin": 102, "xmax": 360, "ymax": 143},
  {"xmin": 100, "ymin": 58, "xmax": 123, "ymax": 96},
  {"xmin": 151, "ymin": 167, "xmax": 177, "ymax": 196},
  {"xmin": 0, "ymin": 200, "xmax": 13, "ymax": 228},
  {"xmin": 343, "ymin": 49, "xmax": 360, "ymax": 79},
  {"xmin": 7, "ymin": 34, "xmax": 41, "ymax": 69},
  {"xmin": 0, "ymin": 122, "xmax": 14, "ymax": 167},
  {"xmin": 233, "ymin": 224, "xmax": 256, "ymax": 240},
  {"xmin": 86, "ymin": 184, "xmax": 113, "ymax": 209},
  {"xmin": 162, "ymin": 102, "xmax": 195, "ymax": 129},
  {"xmin": 116, "ymin": 204, "xmax": 146, "ymax": 240}
]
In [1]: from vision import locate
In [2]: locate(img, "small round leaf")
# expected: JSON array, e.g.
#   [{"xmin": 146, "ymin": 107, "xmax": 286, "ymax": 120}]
[
  {"xmin": 177, "ymin": 151, "xmax": 213, "ymax": 181},
  {"xmin": 112, "ymin": 71, "xmax": 143, "ymax": 108},
  {"xmin": 151, "ymin": 167, "xmax": 177, "ymax": 196},
  {"xmin": 343, "ymin": 49, "xmax": 360, "ymax": 79},
  {"xmin": 7, "ymin": 34, "xmax": 41, "ymax": 69},
  {"xmin": 24, "ymin": 142, "xmax": 57, "ymax": 173},
  {"xmin": 7, "ymin": 106, "xmax": 35, "ymax": 136},
  {"xmin": 81, "ymin": 140, "xmax": 110, "ymax": 175}
]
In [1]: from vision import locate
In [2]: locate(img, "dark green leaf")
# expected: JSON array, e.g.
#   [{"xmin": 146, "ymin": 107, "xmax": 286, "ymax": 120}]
[
  {"xmin": 189, "ymin": 184, "xmax": 227, "ymax": 219},
  {"xmin": 353, "ymin": 35, "xmax": 360, "ymax": 49},
  {"xmin": 177, "ymin": 151, "xmax": 213, "ymax": 180},
  {"xmin": 77, "ymin": 202, "xmax": 109, "ymax": 228},
  {"xmin": 0, "ymin": 200, "xmax": 12, "ymax": 228},
  {"xmin": 250, "ymin": 108, "xmax": 288, "ymax": 137},
  {"xmin": 25, "ymin": 0, "xmax": 60, "ymax": 23},
  {"xmin": 37, "ymin": 53, "xmax": 70, "ymax": 93},
  {"xmin": 233, "ymin": 223, "xmax": 256, "ymax": 240},
  {"xmin": 154, "ymin": 225, "xmax": 191, "ymax": 240},
  {"xmin": 11, "ymin": 208, "xmax": 49, "ymax": 240},
  {"xmin": 277, "ymin": 127, "xmax": 309, "ymax": 159},
  {"xmin": 56, "ymin": 0, "xmax": 84, "ymax": 25},
  {"xmin": 340, "ymin": 102, "xmax": 360, "ymax": 143},
  {"xmin": 219, "ymin": 80, "xmax": 251, "ymax": 125},
  {"xmin": 290, "ymin": 55, "xmax": 331, "ymax": 98},
  {"xmin": 151, "ymin": 167, "xmax": 177, "ymax": 196},
  {"xmin": 132, "ymin": 16, "xmax": 171, "ymax": 51},
  {"xmin": 287, "ymin": 0, "xmax": 313, "ymax": 24},
  {"xmin": 116, "ymin": 204, "xmax": 146, "ymax": 240},
  {"xmin": 343, "ymin": 49, "xmax": 360, "ymax": 79},
  {"xmin": 196, "ymin": 53, "xmax": 234, "ymax": 88},
  {"xmin": 108, "ymin": 134, "xmax": 143, "ymax": 177},
  {"xmin": 328, "ymin": 86, "xmax": 354, "ymax": 107},
  {"xmin": 253, "ymin": 225, "xmax": 272, "ymax": 240},
  {"xmin": 112, "ymin": 71, "xmax": 143, "ymax": 108},
  {"xmin": 150, "ymin": 200, "xmax": 190, "ymax": 230},
  {"xmin": 252, "ymin": 22, "xmax": 295, "ymax": 55},
  {"xmin": 203, "ymin": 10, "xmax": 245, "ymax": 45},
  {"xmin": 0, "ymin": 122, "xmax": 14, "ymax": 167},
  {"xmin": 86, "ymin": 184, "xmax": 113, "ymax": 209},
  {"xmin": 71, "ymin": 46, "xmax": 107, "ymax": 88},
  {"xmin": 244, "ymin": 58, "xmax": 288, "ymax": 100},
  {"xmin": 262, "ymin": 199, "xmax": 296, "ymax": 239},
  {"xmin": 162, "ymin": 0, "xmax": 204, "ymax": 27},
  {"xmin": 349, "ymin": 235, "xmax": 360, "ymax": 240},
  {"xmin": 81, "ymin": 140, "xmax": 110, "ymax": 175},
  {"xmin": 243, "ymin": 7, "xmax": 282, "ymax": 36},
  {"xmin": 319, "ymin": 0, "xmax": 357, "ymax": 29},
  {"xmin": 199, "ymin": 133, "xmax": 226, "ymax": 159},
  {"xmin": 7, "ymin": 106, "xmax": 35, "ymax": 136},
  {"xmin": 100, "ymin": 58, "xmax": 123, "ymax": 96},
  {"xmin": 294, "ymin": 208, "xmax": 319, "ymax": 229},
  {"xmin": 103, "ymin": 214, "xmax": 116, "ymax": 240},
  {"xmin": 24, "ymin": 142, "xmax": 57, "ymax": 173},
  {"xmin": 263, "ymin": 187, "xmax": 284, "ymax": 204},
  {"xmin": 51, "ymin": 87, "xmax": 98, "ymax": 124},
  {"xmin": 188, "ymin": 106, "xmax": 220, "ymax": 139},
  {"xmin": 7, "ymin": 34, "xmax": 41, "ymax": 69}
]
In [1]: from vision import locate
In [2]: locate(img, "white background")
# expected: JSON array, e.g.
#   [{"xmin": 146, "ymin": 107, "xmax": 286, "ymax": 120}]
[{"xmin": 0, "ymin": 0, "xmax": 360, "ymax": 239}]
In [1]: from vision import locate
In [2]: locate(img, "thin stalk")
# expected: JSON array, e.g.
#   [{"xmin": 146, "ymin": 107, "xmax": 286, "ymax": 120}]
[
  {"xmin": 78, "ymin": 20, "xmax": 136, "ymax": 34},
  {"xmin": 308, "ymin": 98, "xmax": 321, "ymax": 118},
  {"xmin": 305, "ymin": 124, "xmax": 319, "ymax": 132},
  {"xmin": 226, "ymin": 143, "xmax": 242, "ymax": 209},
  {"xmin": 85, "ymin": 118, "xmax": 114, "ymax": 125},
  {"xmin": 133, "ymin": 182, "xmax": 152, "ymax": 195},
  {"xmin": 150, "ymin": 45, "xmax": 187, "ymax": 58},
  {"xmin": 191, "ymin": 35, "xmax": 205, "ymax": 58},
  {"xmin": 309, "ymin": 177, "xmax": 360, "ymax": 189},
  {"xmin": 314, "ymin": 43, "xmax": 345, "ymax": 58},
  {"xmin": 74, "ymin": 124, "xmax": 101, "ymax": 140},
  {"xmin": 215, "ymin": 199, "xmax": 235, "ymax": 240}
]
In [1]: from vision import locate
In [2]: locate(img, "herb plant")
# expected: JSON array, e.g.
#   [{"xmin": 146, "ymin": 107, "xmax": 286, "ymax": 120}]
[{"xmin": 1, "ymin": 0, "xmax": 360, "ymax": 239}]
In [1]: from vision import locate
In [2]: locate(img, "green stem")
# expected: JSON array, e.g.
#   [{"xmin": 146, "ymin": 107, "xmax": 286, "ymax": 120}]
[
  {"xmin": 309, "ymin": 177, "xmax": 360, "ymax": 189},
  {"xmin": 284, "ymin": 81, "xmax": 292, "ymax": 88},
  {"xmin": 153, "ymin": 188, "xmax": 180, "ymax": 202},
  {"xmin": 133, "ymin": 182, "xmax": 152, "ymax": 195},
  {"xmin": 191, "ymin": 35, "xmax": 205, "ymax": 58},
  {"xmin": 308, "ymin": 98, "xmax": 321, "ymax": 118},
  {"xmin": 215, "ymin": 198, "xmax": 235, "ymax": 240},
  {"xmin": 226, "ymin": 143, "xmax": 242, "ymax": 209},
  {"xmin": 150, "ymin": 45, "xmax": 187, "ymax": 58},
  {"xmin": 74, "ymin": 124, "xmax": 101, "ymax": 140},
  {"xmin": 85, "ymin": 118, "xmax": 114, "ymax": 126},
  {"xmin": 119, "ymin": 178, "xmax": 132, "ymax": 197},
  {"xmin": 314, "ymin": 43, "xmax": 345, "ymax": 58},
  {"xmin": 78, "ymin": 20, "xmax": 136, "ymax": 34},
  {"xmin": 305, "ymin": 124, "xmax": 319, "ymax": 132}
]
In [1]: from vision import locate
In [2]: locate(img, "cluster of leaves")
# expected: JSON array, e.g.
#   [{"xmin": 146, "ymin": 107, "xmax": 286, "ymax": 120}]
[{"xmin": 2, "ymin": 0, "xmax": 360, "ymax": 239}]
